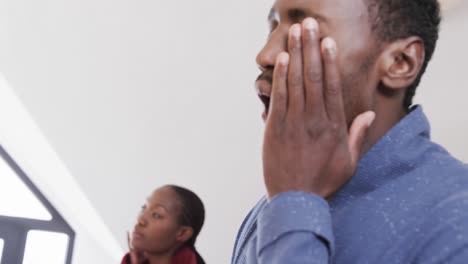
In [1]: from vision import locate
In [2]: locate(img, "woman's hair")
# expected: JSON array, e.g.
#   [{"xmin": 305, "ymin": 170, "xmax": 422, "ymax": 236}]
[{"xmin": 167, "ymin": 185, "xmax": 206, "ymax": 264}]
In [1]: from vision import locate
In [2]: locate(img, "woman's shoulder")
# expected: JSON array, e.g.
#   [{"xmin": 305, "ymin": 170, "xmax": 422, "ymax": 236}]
[
  {"xmin": 121, "ymin": 253, "xmax": 131, "ymax": 264},
  {"xmin": 121, "ymin": 252, "xmax": 150, "ymax": 264},
  {"xmin": 172, "ymin": 247, "xmax": 198, "ymax": 264}
]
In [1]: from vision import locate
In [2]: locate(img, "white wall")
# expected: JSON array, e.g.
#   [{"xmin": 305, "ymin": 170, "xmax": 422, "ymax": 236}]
[
  {"xmin": 0, "ymin": 0, "xmax": 467, "ymax": 263},
  {"xmin": 415, "ymin": 5, "xmax": 468, "ymax": 160}
]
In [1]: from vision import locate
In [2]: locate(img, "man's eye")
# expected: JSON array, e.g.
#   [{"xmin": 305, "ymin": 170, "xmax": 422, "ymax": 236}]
[
  {"xmin": 141, "ymin": 205, "xmax": 146, "ymax": 211},
  {"xmin": 268, "ymin": 21, "xmax": 278, "ymax": 35}
]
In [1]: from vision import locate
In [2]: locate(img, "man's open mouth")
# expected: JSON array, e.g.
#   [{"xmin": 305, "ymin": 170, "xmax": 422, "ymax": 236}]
[
  {"xmin": 256, "ymin": 72, "xmax": 273, "ymax": 120},
  {"xmin": 259, "ymin": 94, "xmax": 271, "ymax": 117}
]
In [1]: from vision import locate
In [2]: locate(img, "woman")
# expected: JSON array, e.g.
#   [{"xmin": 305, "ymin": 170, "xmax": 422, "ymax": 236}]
[{"xmin": 122, "ymin": 185, "xmax": 206, "ymax": 264}]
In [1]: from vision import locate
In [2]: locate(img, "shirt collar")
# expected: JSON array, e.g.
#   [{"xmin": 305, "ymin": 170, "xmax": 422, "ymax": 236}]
[{"xmin": 330, "ymin": 106, "xmax": 431, "ymax": 207}]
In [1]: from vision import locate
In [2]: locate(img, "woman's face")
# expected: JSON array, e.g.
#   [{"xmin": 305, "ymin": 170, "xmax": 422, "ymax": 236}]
[{"xmin": 131, "ymin": 186, "xmax": 187, "ymax": 254}]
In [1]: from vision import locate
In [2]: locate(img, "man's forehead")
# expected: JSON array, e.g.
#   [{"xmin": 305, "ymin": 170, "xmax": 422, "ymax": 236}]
[
  {"xmin": 268, "ymin": 5, "xmax": 326, "ymax": 23},
  {"xmin": 270, "ymin": 0, "xmax": 327, "ymax": 13},
  {"xmin": 268, "ymin": 0, "xmax": 367, "ymax": 21}
]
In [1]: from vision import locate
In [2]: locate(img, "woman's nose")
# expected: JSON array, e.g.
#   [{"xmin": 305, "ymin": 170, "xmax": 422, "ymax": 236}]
[{"xmin": 137, "ymin": 213, "xmax": 147, "ymax": 226}]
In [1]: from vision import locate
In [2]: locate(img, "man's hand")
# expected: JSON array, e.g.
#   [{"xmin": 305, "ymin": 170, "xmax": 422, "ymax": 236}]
[{"xmin": 263, "ymin": 18, "xmax": 375, "ymax": 199}]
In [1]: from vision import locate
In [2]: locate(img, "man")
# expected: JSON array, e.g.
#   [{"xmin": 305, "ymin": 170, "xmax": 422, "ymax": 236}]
[{"xmin": 232, "ymin": 0, "xmax": 468, "ymax": 263}]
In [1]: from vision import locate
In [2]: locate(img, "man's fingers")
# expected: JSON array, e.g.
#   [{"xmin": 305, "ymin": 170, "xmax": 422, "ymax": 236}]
[
  {"xmin": 286, "ymin": 24, "xmax": 305, "ymax": 116},
  {"xmin": 348, "ymin": 111, "xmax": 375, "ymax": 166},
  {"xmin": 322, "ymin": 37, "xmax": 346, "ymax": 124},
  {"xmin": 302, "ymin": 18, "xmax": 325, "ymax": 115},
  {"xmin": 268, "ymin": 52, "xmax": 289, "ymax": 125}
]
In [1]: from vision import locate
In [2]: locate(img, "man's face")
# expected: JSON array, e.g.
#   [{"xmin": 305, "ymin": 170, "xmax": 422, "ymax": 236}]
[{"xmin": 256, "ymin": 0, "xmax": 381, "ymax": 125}]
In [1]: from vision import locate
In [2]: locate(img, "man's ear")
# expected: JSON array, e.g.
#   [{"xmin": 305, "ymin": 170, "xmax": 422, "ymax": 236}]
[
  {"xmin": 176, "ymin": 226, "xmax": 194, "ymax": 243},
  {"xmin": 378, "ymin": 37, "xmax": 425, "ymax": 90}
]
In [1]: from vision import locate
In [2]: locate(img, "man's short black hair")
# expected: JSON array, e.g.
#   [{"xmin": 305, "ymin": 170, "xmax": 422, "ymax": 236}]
[{"xmin": 366, "ymin": 0, "xmax": 441, "ymax": 109}]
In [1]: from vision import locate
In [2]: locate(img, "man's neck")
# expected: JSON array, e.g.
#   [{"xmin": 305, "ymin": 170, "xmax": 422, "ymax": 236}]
[{"xmin": 361, "ymin": 101, "xmax": 407, "ymax": 156}]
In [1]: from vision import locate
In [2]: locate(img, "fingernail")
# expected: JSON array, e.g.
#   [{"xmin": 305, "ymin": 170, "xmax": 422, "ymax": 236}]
[
  {"xmin": 277, "ymin": 52, "xmax": 289, "ymax": 65},
  {"xmin": 291, "ymin": 24, "xmax": 301, "ymax": 38},
  {"xmin": 367, "ymin": 112, "xmax": 376, "ymax": 127},
  {"xmin": 303, "ymin": 18, "xmax": 317, "ymax": 32},
  {"xmin": 323, "ymin": 37, "xmax": 336, "ymax": 56}
]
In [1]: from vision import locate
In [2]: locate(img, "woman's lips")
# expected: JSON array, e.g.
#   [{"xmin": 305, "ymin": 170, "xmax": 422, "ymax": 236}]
[{"xmin": 132, "ymin": 230, "xmax": 144, "ymax": 240}]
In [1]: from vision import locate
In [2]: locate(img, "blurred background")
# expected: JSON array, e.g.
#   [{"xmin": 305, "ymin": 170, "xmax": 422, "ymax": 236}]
[{"xmin": 0, "ymin": 0, "xmax": 466, "ymax": 262}]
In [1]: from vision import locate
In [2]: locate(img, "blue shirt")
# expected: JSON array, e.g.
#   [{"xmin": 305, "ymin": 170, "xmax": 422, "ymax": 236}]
[{"xmin": 232, "ymin": 107, "xmax": 468, "ymax": 264}]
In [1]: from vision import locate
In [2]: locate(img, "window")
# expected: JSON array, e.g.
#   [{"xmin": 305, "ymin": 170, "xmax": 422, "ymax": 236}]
[
  {"xmin": 0, "ymin": 146, "xmax": 74, "ymax": 263},
  {"xmin": 0, "ymin": 156, "xmax": 51, "ymax": 220},
  {"xmin": 23, "ymin": 231, "xmax": 69, "ymax": 264},
  {"xmin": 0, "ymin": 239, "xmax": 4, "ymax": 262}
]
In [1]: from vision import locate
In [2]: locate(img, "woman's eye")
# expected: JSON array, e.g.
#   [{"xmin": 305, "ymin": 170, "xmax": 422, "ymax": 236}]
[{"xmin": 152, "ymin": 212, "xmax": 162, "ymax": 219}]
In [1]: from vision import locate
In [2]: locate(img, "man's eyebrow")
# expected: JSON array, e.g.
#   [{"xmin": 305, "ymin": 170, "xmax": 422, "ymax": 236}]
[
  {"xmin": 268, "ymin": 8, "xmax": 327, "ymax": 23},
  {"xmin": 268, "ymin": 8, "xmax": 276, "ymax": 21}
]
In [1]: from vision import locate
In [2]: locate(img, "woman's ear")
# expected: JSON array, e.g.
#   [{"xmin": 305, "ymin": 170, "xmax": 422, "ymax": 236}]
[
  {"xmin": 378, "ymin": 36, "xmax": 425, "ymax": 90},
  {"xmin": 176, "ymin": 226, "xmax": 194, "ymax": 243}
]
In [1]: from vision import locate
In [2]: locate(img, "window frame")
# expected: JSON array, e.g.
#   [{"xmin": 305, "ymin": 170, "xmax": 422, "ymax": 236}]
[{"xmin": 0, "ymin": 145, "xmax": 75, "ymax": 264}]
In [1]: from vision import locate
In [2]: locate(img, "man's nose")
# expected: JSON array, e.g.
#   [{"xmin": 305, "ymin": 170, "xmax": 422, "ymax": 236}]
[{"xmin": 256, "ymin": 28, "xmax": 288, "ymax": 70}]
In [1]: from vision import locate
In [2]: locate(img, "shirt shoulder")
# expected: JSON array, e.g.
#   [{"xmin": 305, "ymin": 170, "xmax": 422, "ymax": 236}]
[{"xmin": 232, "ymin": 196, "xmax": 267, "ymax": 264}]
